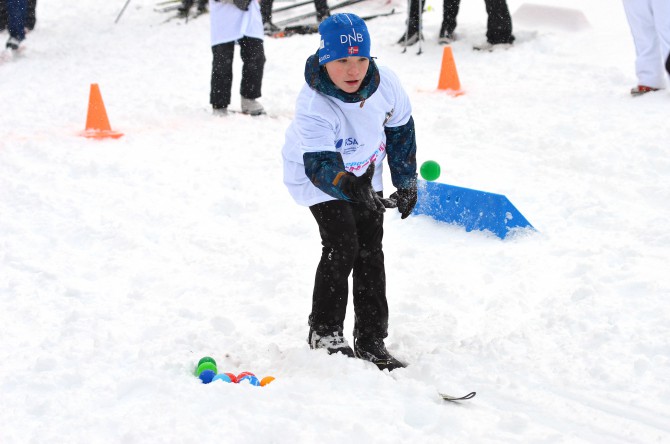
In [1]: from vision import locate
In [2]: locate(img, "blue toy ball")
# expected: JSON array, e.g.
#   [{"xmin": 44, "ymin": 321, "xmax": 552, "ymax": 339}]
[
  {"xmin": 198, "ymin": 369, "xmax": 216, "ymax": 384},
  {"xmin": 212, "ymin": 373, "xmax": 233, "ymax": 383},
  {"xmin": 238, "ymin": 375, "xmax": 261, "ymax": 386}
]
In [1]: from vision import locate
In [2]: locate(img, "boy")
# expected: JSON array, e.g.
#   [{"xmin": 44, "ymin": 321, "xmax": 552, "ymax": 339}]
[{"xmin": 282, "ymin": 13, "xmax": 418, "ymax": 371}]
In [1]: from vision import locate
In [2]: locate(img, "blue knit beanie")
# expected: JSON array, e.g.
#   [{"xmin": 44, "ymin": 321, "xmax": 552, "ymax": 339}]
[{"xmin": 318, "ymin": 13, "xmax": 371, "ymax": 65}]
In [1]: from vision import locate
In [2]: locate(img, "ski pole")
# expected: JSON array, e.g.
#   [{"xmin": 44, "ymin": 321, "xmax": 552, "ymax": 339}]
[
  {"xmin": 402, "ymin": 0, "xmax": 410, "ymax": 53},
  {"xmin": 115, "ymin": 0, "xmax": 132, "ymax": 24},
  {"xmin": 417, "ymin": 0, "xmax": 423, "ymax": 55}
]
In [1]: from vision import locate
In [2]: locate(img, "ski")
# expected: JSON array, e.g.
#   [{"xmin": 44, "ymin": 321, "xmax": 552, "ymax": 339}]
[
  {"xmin": 161, "ymin": 12, "xmax": 185, "ymax": 23},
  {"xmin": 272, "ymin": 8, "xmax": 395, "ymax": 38},
  {"xmin": 274, "ymin": 0, "xmax": 368, "ymax": 26},
  {"xmin": 190, "ymin": 9, "xmax": 208, "ymax": 19},
  {"xmin": 271, "ymin": 23, "xmax": 318, "ymax": 38},
  {"xmin": 361, "ymin": 8, "xmax": 396, "ymax": 21},
  {"xmin": 272, "ymin": 0, "xmax": 320, "ymax": 14},
  {"xmin": 227, "ymin": 109, "xmax": 267, "ymax": 116},
  {"xmin": 155, "ymin": 4, "xmax": 181, "ymax": 13},
  {"xmin": 473, "ymin": 42, "xmax": 513, "ymax": 52},
  {"xmin": 439, "ymin": 391, "xmax": 476, "ymax": 402},
  {"xmin": 206, "ymin": 108, "xmax": 283, "ymax": 119},
  {"xmin": 161, "ymin": 8, "xmax": 207, "ymax": 23}
]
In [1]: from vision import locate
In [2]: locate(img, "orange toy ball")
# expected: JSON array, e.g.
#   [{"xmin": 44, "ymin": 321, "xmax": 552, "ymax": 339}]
[{"xmin": 260, "ymin": 376, "xmax": 275, "ymax": 387}]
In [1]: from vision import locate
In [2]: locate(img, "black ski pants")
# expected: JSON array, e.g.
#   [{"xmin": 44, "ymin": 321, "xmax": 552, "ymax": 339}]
[
  {"xmin": 440, "ymin": 0, "xmax": 514, "ymax": 44},
  {"xmin": 1, "ymin": 0, "xmax": 35, "ymax": 31},
  {"xmin": 308, "ymin": 199, "xmax": 388, "ymax": 340},
  {"xmin": 25, "ymin": 0, "xmax": 35, "ymax": 29},
  {"xmin": 210, "ymin": 37, "xmax": 265, "ymax": 109},
  {"xmin": 181, "ymin": 0, "xmax": 207, "ymax": 10},
  {"xmin": 3, "ymin": 0, "xmax": 26, "ymax": 40},
  {"xmin": 406, "ymin": 0, "xmax": 425, "ymax": 36}
]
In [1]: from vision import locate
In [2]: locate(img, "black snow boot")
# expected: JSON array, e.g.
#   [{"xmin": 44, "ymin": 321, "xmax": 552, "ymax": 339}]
[
  {"xmin": 354, "ymin": 337, "xmax": 406, "ymax": 371},
  {"xmin": 308, "ymin": 328, "xmax": 355, "ymax": 358}
]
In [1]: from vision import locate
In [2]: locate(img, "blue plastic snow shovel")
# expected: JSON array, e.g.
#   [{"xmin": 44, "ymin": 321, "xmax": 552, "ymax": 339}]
[{"xmin": 412, "ymin": 180, "xmax": 535, "ymax": 239}]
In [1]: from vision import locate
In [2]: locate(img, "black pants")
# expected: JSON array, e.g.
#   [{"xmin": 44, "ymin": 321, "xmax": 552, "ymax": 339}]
[
  {"xmin": 441, "ymin": 0, "xmax": 459, "ymax": 36},
  {"xmin": 440, "ymin": 0, "xmax": 514, "ymax": 44},
  {"xmin": 0, "ymin": 0, "xmax": 35, "ymax": 30},
  {"xmin": 181, "ymin": 0, "xmax": 207, "ymax": 9},
  {"xmin": 308, "ymin": 199, "xmax": 388, "ymax": 340},
  {"xmin": 0, "ymin": 0, "xmax": 35, "ymax": 28},
  {"xmin": 210, "ymin": 37, "xmax": 265, "ymax": 109},
  {"xmin": 406, "ymin": 0, "xmax": 425, "ymax": 36},
  {"xmin": 261, "ymin": 0, "xmax": 330, "ymax": 24}
]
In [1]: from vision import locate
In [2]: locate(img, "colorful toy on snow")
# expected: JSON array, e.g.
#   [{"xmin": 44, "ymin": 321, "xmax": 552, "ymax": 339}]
[{"xmin": 194, "ymin": 356, "xmax": 275, "ymax": 386}]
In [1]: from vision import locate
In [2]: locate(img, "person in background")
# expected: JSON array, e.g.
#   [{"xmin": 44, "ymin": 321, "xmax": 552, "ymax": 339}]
[
  {"xmin": 261, "ymin": 0, "xmax": 330, "ymax": 34},
  {"xmin": 3, "ymin": 0, "xmax": 26, "ymax": 50},
  {"xmin": 177, "ymin": 0, "xmax": 208, "ymax": 18},
  {"xmin": 209, "ymin": 0, "xmax": 266, "ymax": 115},
  {"xmin": 622, "ymin": 0, "xmax": 670, "ymax": 96},
  {"xmin": 440, "ymin": 0, "xmax": 514, "ymax": 48},
  {"xmin": 282, "ymin": 13, "xmax": 418, "ymax": 371},
  {"xmin": 397, "ymin": 0, "xmax": 424, "ymax": 46},
  {"xmin": 400, "ymin": 0, "xmax": 515, "ymax": 49}
]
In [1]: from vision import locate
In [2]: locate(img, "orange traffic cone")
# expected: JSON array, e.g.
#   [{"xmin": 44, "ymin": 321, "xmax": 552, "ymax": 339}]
[
  {"xmin": 437, "ymin": 46, "xmax": 463, "ymax": 96},
  {"xmin": 81, "ymin": 83, "xmax": 123, "ymax": 139}
]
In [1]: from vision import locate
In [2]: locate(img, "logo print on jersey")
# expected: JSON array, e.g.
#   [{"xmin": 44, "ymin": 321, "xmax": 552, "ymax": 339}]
[{"xmin": 336, "ymin": 137, "xmax": 359, "ymax": 153}]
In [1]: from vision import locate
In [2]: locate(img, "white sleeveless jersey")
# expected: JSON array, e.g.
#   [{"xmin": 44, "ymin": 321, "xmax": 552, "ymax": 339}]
[
  {"xmin": 209, "ymin": 0, "xmax": 264, "ymax": 46},
  {"xmin": 282, "ymin": 66, "xmax": 412, "ymax": 207}
]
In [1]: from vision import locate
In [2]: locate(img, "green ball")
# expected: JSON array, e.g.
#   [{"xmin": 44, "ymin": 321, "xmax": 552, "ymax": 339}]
[
  {"xmin": 197, "ymin": 356, "xmax": 217, "ymax": 368},
  {"xmin": 195, "ymin": 361, "xmax": 217, "ymax": 377},
  {"xmin": 420, "ymin": 160, "xmax": 441, "ymax": 181}
]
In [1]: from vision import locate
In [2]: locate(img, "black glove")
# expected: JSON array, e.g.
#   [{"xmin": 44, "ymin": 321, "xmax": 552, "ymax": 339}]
[
  {"xmin": 389, "ymin": 185, "xmax": 417, "ymax": 219},
  {"xmin": 380, "ymin": 197, "xmax": 397, "ymax": 209},
  {"xmin": 339, "ymin": 163, "xmax": 386, "ymax": 213}
]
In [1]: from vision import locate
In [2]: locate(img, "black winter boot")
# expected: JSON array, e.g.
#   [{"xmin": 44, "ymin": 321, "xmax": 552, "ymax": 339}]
[
  {"xmin": 308, "ymin": 329, "xmax": 355, "ymax": 358},
  {"xmin": 354, "ymin": 337, "xmax": 406, "ymax": 371}
]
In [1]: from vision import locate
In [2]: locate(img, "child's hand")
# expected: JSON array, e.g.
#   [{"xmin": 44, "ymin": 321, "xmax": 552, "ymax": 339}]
[
  {"xmin": 389, "ymin": 185, "xmax": 417, "ymax": 219},
  {"xmin": 340, "ymin": 164, "xmax": 385, "ymax": 213}
]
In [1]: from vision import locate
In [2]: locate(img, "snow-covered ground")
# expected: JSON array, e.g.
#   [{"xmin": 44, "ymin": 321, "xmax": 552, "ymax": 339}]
[{"xmin": 1, "ymin": 0, "xmax": 669, "ymax": 442}]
